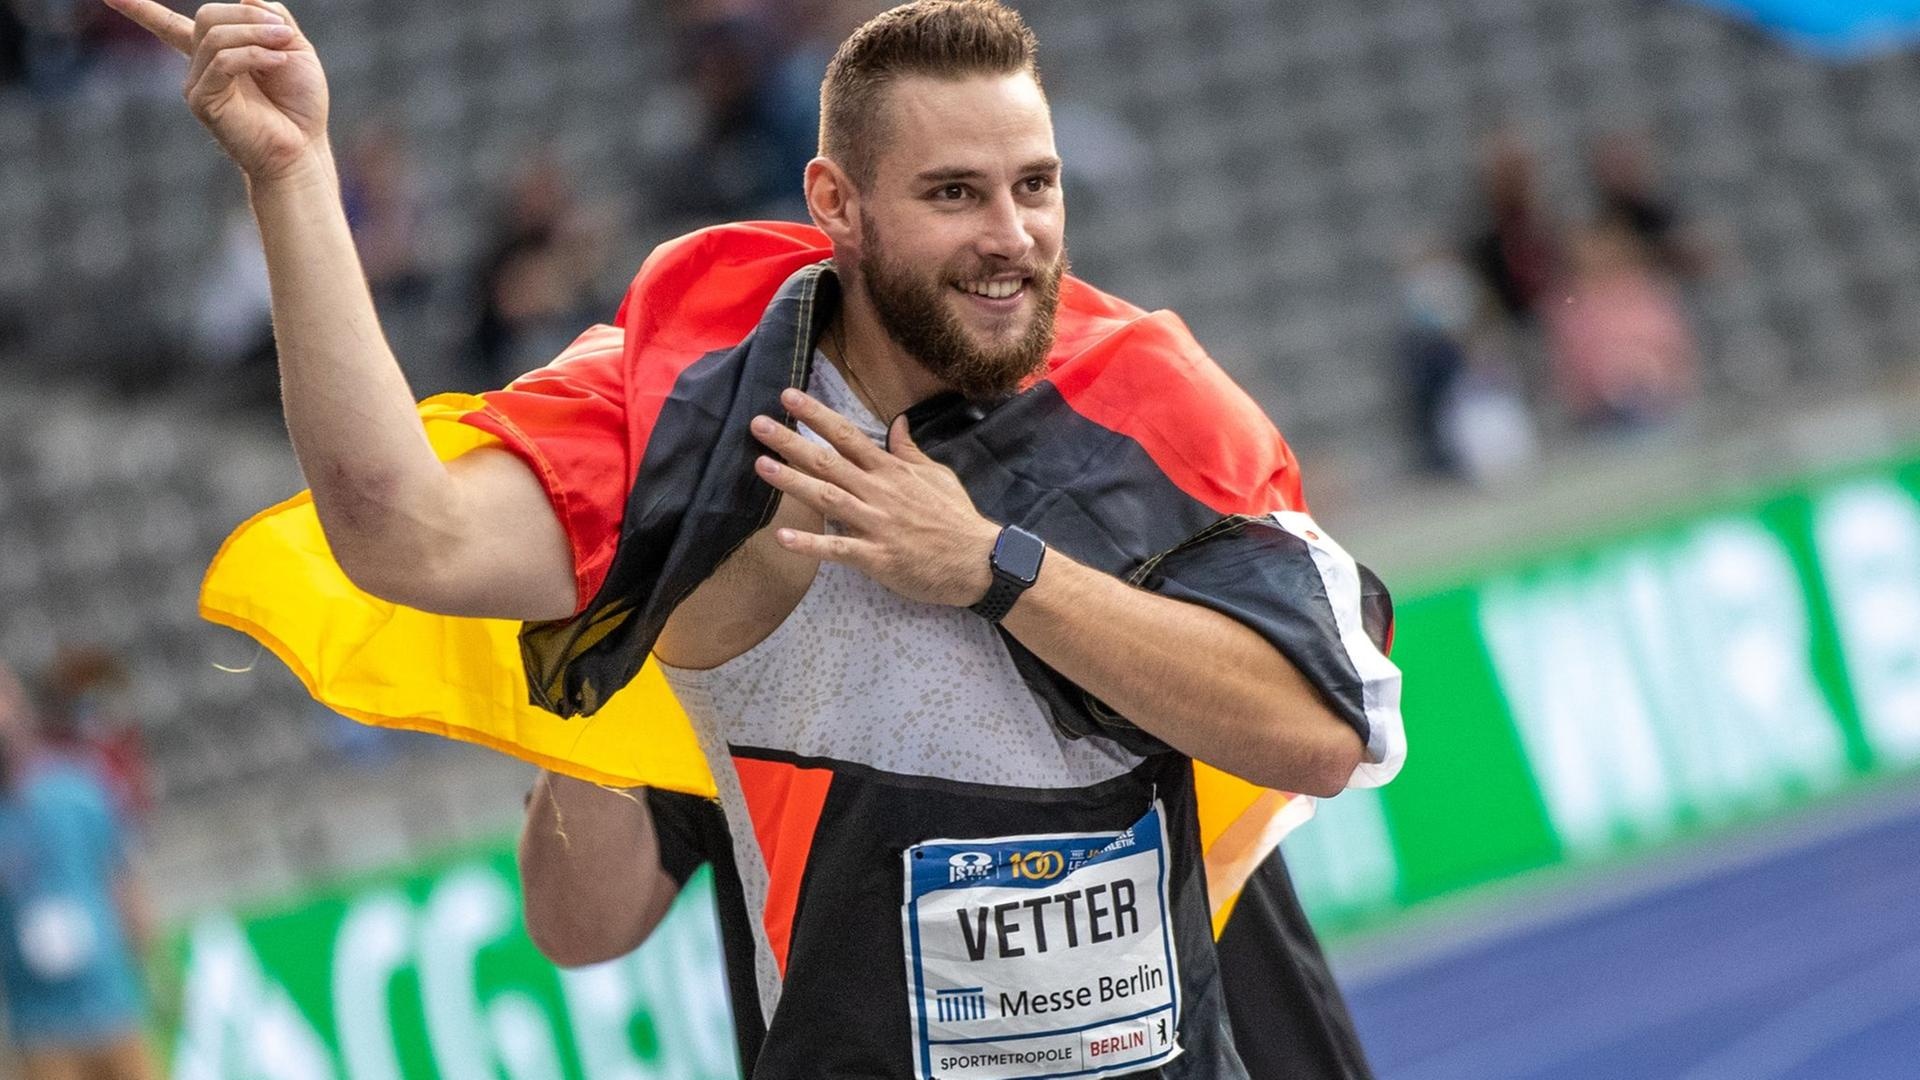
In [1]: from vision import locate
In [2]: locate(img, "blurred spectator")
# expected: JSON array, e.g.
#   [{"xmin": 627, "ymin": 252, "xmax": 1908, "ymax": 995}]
[
  {"xmin": 341, "ymin": 124, "xmax": 431, "ymax": 312},
  {"xmin": 40, "ymin": 648, "xmax": 150, "ymax": 825},
  {"xmin": 8, "ymin": 0, "xmax": 88, "ymax": 92},
  {"xmin": 76, "ymin": 0, "xmax": 176, "ymax": 93},
  {"xmin": 1400, "ymin": 244, "xmax": 1537, "ymax": 481},
  {"xmin": 189, "ymin": 205, "xmax": 277, "ymax": 404},
  {"xmin": 1467, "ymin": 132, "xmax": 1562, "ymax": 328},
  {"xmin": 758, "ymin": 1, "xmax": 891, "ymax": 191},
  {"xmin": 1545, "ymin": 223, "xmax": 1698, "ymax": 429},
  {"xmin": 1, "ymin": 2, "xmax": 28, "ymax": 87},
  {"xmin": 650, "ymin": 0, "xmax": 886, "ymax": 221},
  {"xmin": 653, "ymin": 14, "xmax": 805, "ymax": 219},
  {"xmin": 2, "ymin": 0, "xmax": 170, "ymax": 93},
  {"xmin": 0, "ymin": 662, "xmax": 157, "ymax": 1080},
  {"xmin": 1591, "ymin": 131, "xmax": 1713, "ymax": 280},
  {"xmin": 465, "ymin": 153, "xmax": 609, "ymax": 386}
]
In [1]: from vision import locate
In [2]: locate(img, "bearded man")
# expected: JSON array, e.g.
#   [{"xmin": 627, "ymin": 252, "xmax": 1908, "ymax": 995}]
[{"xmin": 109, "ymin": 0, "xmax": 1405, "ymax": 1076}]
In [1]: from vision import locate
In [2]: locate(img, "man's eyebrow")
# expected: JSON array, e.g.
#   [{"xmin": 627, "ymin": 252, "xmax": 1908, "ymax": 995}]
[
  {"xmin": 915, "ymin": 166, "xmax": 988, "ymax": 184},
  {"xmin": 913, "ymin": 157, "xmax": 1063, "ymax": 184}
]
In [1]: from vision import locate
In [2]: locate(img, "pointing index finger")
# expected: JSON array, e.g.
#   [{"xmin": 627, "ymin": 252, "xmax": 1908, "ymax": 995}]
[{"xmin": 100, "ymin": 0, "xmax": 194, "ymax": 54}]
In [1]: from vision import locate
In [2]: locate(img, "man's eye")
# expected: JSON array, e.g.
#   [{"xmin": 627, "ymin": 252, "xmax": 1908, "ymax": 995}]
[
  {"xmin": 1023, "ymin": 176, "xmax": 1053, "ymax": 193},
  {"xmin": 937, "ymin": 184, "xmax": 969, "ymax": 200}
]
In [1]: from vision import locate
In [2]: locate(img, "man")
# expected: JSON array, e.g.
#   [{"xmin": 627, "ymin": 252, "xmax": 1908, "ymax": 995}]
[
  {"xmin": 109, "ymin": 0, "xmax": 1404, "ymax": 1075},
  {"xmin": 0, "ymin": 663, "xmax": 157, "ymax": 1080}
]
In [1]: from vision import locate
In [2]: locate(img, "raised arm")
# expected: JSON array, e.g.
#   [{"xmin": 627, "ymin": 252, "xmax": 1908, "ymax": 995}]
[{"xmin": 102, "ymin": 0, "xmax": 575, "ymax": 620}]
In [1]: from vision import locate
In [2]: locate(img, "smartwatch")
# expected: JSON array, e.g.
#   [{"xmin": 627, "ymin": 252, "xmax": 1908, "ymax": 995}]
[{"xmin": 969, "ymin": 525, "xmax": 1047, "ymax": 624}]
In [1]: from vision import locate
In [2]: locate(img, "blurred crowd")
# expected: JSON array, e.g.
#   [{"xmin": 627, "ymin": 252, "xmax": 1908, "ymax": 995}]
[
  {"xmin": 0, "ymin": 650, "xmax": 157, "ymax": 1079},
  {"xmin": 7, "ymin": 1, "xmax": 1728, "ymax": 480},
  {"xmin": 1402, "ymin": 129, "xmax": 1716, "ymax": 483}
]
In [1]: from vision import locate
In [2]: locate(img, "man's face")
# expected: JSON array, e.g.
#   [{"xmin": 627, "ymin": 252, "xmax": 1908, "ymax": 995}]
[{"xmin": 851, "ymin": 72, "xmax": 1066, "ymax": 400}]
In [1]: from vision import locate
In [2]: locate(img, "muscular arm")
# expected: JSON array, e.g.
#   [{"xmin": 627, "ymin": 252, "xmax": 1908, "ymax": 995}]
[
  {"xmin": 518, "ymin": 771, "xmax": 682, "ymax": 967},
  {"xmin": 749, "ymin": 391, "xmax": 1367, "ymax": 796},
  {"xmin": 246, "ymin": 133, "xmax": 575, "ymax": 621},
  {"xmin": 106, "ymin": 0, "xmax": 576, "ymax": 621},
  {"xmin": 1001, "ymin": 554, "xmax": 1363, "ymax": 796}
]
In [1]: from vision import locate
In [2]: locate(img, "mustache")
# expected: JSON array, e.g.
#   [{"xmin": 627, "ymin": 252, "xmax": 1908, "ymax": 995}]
[{"xmin": 947, "ymin": 257, "xmax": 1062, "ymax": 282}]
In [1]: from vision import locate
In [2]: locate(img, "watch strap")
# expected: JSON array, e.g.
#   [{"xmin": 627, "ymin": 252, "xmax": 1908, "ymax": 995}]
[{"xmin": 970, "ymin": 574, "xmax": 1026, "ymax": 624}]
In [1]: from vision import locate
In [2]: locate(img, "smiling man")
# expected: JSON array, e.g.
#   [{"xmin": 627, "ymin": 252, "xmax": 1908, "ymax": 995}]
[{"xmin": 109, "ymin": 0, "xmax": 1404, "ymax": 1076}]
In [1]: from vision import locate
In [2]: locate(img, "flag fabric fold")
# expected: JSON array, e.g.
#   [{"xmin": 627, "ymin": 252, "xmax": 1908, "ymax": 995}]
[{"xmin": 198, "ymin": 394, "xmax": 718, "ymax": 797}]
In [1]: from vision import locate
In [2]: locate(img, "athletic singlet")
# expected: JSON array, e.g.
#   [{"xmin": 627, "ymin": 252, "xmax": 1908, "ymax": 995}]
[{"xmin": 655, "ymin": 359, "xmax": 1249, "ymax": 1080}]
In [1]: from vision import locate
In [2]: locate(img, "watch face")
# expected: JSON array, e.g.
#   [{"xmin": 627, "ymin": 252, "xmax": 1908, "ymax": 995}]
[{"xmin": 993, "ymin": 526, "xmax": 1047, "ymax": 585}]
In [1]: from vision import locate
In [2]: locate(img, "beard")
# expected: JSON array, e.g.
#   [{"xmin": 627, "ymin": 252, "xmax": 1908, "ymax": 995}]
[{"xmin": 855, "ymin": 212, "xmax": 1064, "ymax": 402}]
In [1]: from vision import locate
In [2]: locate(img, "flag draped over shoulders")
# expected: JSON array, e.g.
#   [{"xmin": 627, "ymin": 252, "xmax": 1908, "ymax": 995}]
[{"xmin": 199, "ymin": 220, "xmax": 1403, "ymax": 931}]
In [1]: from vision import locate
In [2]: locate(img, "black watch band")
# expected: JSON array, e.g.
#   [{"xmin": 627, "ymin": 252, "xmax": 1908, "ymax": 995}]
[{"xmin": 970, "ymin": 525, "xmax": 1047, "ymax": 624}]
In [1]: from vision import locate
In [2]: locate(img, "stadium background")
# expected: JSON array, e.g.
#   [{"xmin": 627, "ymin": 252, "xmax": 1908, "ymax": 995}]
[{"xmin": 5, "ymin": 0, "xmax": 1920, "ymax": 1076}]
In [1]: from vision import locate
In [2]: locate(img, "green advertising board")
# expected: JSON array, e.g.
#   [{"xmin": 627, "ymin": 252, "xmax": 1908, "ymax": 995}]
[
  {"xmin": 163, "ymin": 852, "xmax": 739, "ymax": 1080},
  {"xmin": 1283, "ymin": 453, "xmax": 1920, "ymax": 934}
]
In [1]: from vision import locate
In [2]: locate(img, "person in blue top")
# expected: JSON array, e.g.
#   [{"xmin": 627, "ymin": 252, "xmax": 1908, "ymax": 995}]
[{"xmin": 0, "ymin": 662, "xmax": 156, "ymax": 1080}]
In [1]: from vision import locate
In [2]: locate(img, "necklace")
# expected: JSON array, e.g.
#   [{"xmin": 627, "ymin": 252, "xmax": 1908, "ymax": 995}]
[{"xmin": 830, "ymin": 319, "xmax": 894, "ymax": 422}]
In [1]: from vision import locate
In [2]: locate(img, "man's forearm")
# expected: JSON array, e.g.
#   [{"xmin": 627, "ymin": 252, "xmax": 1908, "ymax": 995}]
[
  {"xmin": 246, "ymin": 148, "xmax": 463, "ymax": 595},
  {"xmin": 518, "ymin": 771, "xmax": 679, "ymax": 967},
  {"xmin": 1000, "ymin": 552, "xmax": 1362, "ymax": 795}
]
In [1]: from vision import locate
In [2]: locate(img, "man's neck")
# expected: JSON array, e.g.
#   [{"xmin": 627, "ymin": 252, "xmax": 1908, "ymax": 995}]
[{"xmin": 820, "ymin": 291, "xmax": 948, "ymax": 423}]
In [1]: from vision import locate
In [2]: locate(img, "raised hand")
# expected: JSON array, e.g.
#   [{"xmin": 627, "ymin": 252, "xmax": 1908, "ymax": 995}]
[
  {"xmin": 750, "ymin": 389, "xmax": 1002, "ymax": 608},
  {"xmin": 101, "ymin": 0, "xmax": 330, "ymax": 184}
]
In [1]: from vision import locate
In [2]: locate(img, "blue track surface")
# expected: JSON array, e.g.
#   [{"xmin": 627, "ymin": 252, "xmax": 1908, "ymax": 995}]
[{"xmin": 1340, "ymin": 795, "xmax": 1920, "ymax": 1080}]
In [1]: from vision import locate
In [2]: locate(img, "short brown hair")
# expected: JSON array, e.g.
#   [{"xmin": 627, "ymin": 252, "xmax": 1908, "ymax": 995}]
[{"xmin": 820, "ymin": 1, "xmax": 1042, "ymax": 188}]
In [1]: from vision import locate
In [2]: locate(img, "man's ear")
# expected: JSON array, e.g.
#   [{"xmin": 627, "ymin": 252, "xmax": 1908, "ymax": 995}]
[{"xmin": 806, "ymin": 157, "xmax": 861, "ymax": 248}]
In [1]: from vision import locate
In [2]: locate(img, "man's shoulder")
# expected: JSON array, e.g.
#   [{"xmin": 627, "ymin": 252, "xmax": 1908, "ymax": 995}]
[
  {"xmin": 612, "ymin": 221, "xmax": 832, "ymax": 357},
  {"xmin": 1050, "ymin": 277, "xmax": 1237, "ymax": 386},
  {"xmin": 626, "ymin": 221, "xmax": 830, "ymax": 307},
  {"xmin": 1043, "ymin": 279, "xmax": 1303, "ymax": 517}
]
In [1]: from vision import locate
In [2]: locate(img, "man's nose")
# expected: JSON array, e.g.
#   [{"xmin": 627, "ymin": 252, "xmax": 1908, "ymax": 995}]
[{"xmin": 976, "ymin": 192, "xmax": 1036, "ymax": 264}]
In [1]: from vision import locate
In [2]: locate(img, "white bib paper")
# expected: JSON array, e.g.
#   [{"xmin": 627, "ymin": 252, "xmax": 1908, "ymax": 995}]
[{"xmin": 902, "ymin": 802, "xmax": 1182, "ymax": 1080}]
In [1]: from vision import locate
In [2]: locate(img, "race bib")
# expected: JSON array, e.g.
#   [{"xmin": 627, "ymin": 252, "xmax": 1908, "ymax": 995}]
[{"xmin": 902, "ymin": 802, "xmax": 1182, "ymax": 1080}]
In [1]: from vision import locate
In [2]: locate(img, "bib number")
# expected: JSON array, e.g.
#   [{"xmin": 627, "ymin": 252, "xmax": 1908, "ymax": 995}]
[{"xmin": 903, "ymin": 803, "xmax": 1182, "ymax": 1080}]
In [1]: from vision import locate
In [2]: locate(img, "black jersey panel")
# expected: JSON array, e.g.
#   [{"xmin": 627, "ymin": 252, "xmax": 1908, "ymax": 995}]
[
  {"xmin": 645, "ymin": 788, "xmax": 770, "ymax": 1078},
  {"xmin": 1217, "ymin": 850, "xmax": 1377, "ymax": 1080},
  {"xmin": 723, "ymin": 750, "xmax": 1249, "ymax": 1080}
]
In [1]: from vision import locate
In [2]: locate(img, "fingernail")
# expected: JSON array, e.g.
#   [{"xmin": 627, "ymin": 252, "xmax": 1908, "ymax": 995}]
[
  {"xmin": 781, "ymin": 388, "xmax": 804, "ymax": 407},
  {"xmin": 750, "ymin": 415, "xmax": 774, "ymax": 434},
  {"xmin": 756, "ymin": 456, "xmax": 778, "ymax": 474},
  {"xmin": 777, "ymin": 529, "xmax": 796, "ymax": 543}
]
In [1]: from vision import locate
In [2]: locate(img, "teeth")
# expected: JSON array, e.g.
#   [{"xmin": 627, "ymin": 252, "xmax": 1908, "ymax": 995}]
[{"xmin": 960, "ymin": 279, "xmax": 1023, "ymax": 300}]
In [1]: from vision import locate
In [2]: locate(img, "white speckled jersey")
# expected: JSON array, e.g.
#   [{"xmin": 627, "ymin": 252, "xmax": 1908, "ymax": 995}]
[{"xmin": 656, "ymin": 359, "xmax": 1242, "ymax": 1079}]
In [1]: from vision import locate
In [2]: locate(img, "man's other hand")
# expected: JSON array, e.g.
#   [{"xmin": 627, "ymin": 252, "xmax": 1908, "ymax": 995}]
[
  {"xmin": 751, "ymin": 388, "xmax": 1000, "ymax": 608},
  {"xmin": 103, "ymin": 0, "xmax": 330, "ymax": 184}
]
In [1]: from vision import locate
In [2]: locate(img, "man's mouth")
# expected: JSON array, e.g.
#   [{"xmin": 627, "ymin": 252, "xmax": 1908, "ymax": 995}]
[{"xmin": 954, "ymin": 275, "xmax": 1030, "ymax": 302}]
